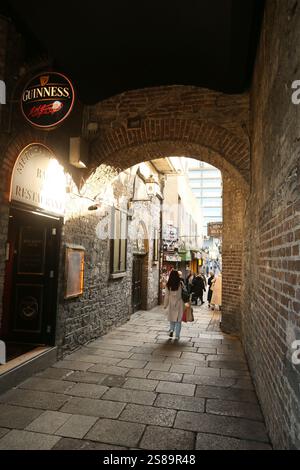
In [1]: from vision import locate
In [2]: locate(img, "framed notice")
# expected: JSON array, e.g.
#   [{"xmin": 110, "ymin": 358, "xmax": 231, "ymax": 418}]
[{"xmin": 64, "ymin": 245, "xmax": 85, "ymax": 299}]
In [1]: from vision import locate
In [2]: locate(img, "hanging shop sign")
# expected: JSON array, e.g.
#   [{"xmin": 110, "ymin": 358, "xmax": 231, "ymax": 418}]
[
  {"xmin": 165, "ymin": 254, "xmax": 181, "ymax": 262},
  {"xmin": 207, "ymin": 222, "xmax": 223, "ymax": 238},
  {"xmin": 10, "ymin": 143, "xmax": 66, "ymax": 216},
  {"xmin": 21, "ymin": 72, "xmax": 75, "ymax": 129}
]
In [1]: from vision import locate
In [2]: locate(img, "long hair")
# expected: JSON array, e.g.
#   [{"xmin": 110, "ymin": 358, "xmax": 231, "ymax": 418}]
[{"xmin": 166, "ymin": 270, "xmax": 181, "ymax": 291}]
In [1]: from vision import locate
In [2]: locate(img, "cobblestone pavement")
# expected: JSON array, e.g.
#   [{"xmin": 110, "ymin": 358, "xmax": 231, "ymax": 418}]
[{"xmin": 0, "ymin": 304, "xmax": 272, "ymax": 450}]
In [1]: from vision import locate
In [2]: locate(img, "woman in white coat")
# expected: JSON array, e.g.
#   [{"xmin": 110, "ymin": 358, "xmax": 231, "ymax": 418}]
[
  {"xmin": 164, "ymin": 270, "xmax": 184, "ymax": 340},
  {"xmin": 211, "ymin": 273, "xmax": 222, "ymax": 309}
]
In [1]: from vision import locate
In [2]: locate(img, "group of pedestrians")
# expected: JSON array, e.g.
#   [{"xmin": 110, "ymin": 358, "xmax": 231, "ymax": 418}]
[{"xmin": 163, "ymin": 268, "xmax": 222, "ymax": 341}]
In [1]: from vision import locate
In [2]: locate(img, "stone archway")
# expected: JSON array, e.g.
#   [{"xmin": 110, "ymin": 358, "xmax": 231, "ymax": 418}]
[{"xmin": 86, "ymin": 85, "xmax": 250, "ymax": 333}]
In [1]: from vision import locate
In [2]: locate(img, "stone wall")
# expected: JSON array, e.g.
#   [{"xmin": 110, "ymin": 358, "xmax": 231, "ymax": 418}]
[
  {"xmin": 55, "ymin": 166, "xmax": 161, "ymax": 357},
  {"xmin": 243, "ymin": 0, "xmax": 300, "ymax": 449}
]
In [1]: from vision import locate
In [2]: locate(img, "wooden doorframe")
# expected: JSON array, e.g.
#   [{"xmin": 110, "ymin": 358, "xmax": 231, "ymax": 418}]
[{"xmin": 2, "ymin": 204, "xmax": 62, "ymax": 345}]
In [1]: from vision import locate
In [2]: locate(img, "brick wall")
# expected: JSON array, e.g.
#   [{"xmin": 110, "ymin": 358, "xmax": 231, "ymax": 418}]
[
  {"xmin": 222, "ymin": 176, "xmax": 246, "ymax": 333},
  {"xmin": 243, "ymin": 0, "xmax": 300, "ymax": 449}
]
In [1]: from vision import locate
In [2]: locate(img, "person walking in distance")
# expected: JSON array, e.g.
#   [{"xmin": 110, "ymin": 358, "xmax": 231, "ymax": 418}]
[
  {"xmin": 164, "ymin": 270, "xmax": 184, "ymax": 341},
  {"xmin": 191, "ymin": 273, "xmax": 206, "ymax": 305}
]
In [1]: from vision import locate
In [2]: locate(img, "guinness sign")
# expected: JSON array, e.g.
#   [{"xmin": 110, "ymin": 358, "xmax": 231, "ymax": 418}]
[{"xmin": 21, "ymin": 72, "xmax": 75, "ymax": 129}]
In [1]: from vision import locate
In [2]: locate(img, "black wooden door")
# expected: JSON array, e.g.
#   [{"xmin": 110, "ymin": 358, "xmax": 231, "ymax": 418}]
[
  {"xmin": 132, "ymin": 256, "xmax": 144, "ymax": 312},
  {"xmin": 4, "ymin": 208, "xmax": 61, "ymax": 345}
]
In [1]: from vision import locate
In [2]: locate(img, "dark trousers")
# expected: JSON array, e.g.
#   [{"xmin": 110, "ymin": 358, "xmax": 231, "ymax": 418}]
[{"xmin": 192, "ymin": 291, "xmax": 204, "ymax": 305}]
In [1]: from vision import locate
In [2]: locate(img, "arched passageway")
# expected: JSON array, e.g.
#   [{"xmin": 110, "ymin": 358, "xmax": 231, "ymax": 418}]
[{"xmin": 86, "ymin": 85, "xmax": 250, "ymax": 333}]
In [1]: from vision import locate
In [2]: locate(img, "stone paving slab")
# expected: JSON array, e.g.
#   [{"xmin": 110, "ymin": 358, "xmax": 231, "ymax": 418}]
[
  {"xmin": 18, "ymin": 377, "xmax": 75, "ymax": 394},
  {"xmin": 101, "ymin": 375, "xmax": 126, "ymax": 387},
  {"xmin": 102, "ymin": 387, "xmax": 156, "ymax": 406},
  {"xmin": 197, "ymin": 347, "xmax": 217, "ymax": 354},
  {"xmin": 154, "ymin": 393, "xmax": 205, "ymax": 413},
  {"xmin": 63, "ymin": 371, "xmax": 108, "ymax": 384},
  {"xmin": 164, "ymin": 357, "xmax": 209, "ymax": 367},
  {"xmin": 206, "ymin": 354, "xmax": 247, "ymax": 362},
  {"xmin": 119, "ymin": 403, "xmax": 176, "ymax": 427},
  {"xmin": 88, "ymin": 364, "xmax": 129, "ymax": 376},
  {"xmin": 152, "ymin": 349, "xmax": 182, "ymax": 358},
  {"xmin": 140, "ymin": 425, "xmax": 195, "ymax": 450},
  {"xmin": 220, "ymin": 369, "xmax": 251, "ymax": 378},
  {"xmin": 130, "ymin": 346, "xmax": 157, "ymax": 354},
  {"xmin": 55, "ymin": 414, "xmax": 97, "ymax": 439},
  {"xmin": 85, "ymin": 343, "xmax": 133, "ymax": 352},
  {"xmin": 60, "ymin": 397, "xmax": 125, "ymax": 418},
  {"xmin": 0, "ymin": 404, "xmax": 42, "ymax": 429},
  {"xmin": 83, "ymin": 348, "xmax": 133, "ymax": 359},
  {"xmin": 0, "ymin": 429, "xmax": 60, "ymax": 450},
  {"xmin": 206, "ymin": 399, "xmax": 264, "ymax": 421},
  {"xmin": 147, "ymin": 371, "xmax": 183, "ymax": 383},
  {"xmin": 126, "ymin": 369, "xmax": 150, "ymax": 379},
  {"xmin": 65, "ymin": 383, "xmax": 109, "ymax": 399},
  {"xmin": 117, "ymin": 359, "xmax": 148, "ymax": 369},
  {"xmin": 196, "ymin": 433, "xmax": 272, "ymax": 450},
  {"xmin": 37, "ymin": 368, "xmax": 72, "ymax": 380},
  {"xmin": 180, "ymin": 352, "xmax": 209, "ymax": 363},
  {"xmin": 65, "ymin": 354, "xmax": 121, "ymax": 366},
  {"xmin": 53, "ymin": 437, "xmax": 127, "ymax": 450},
  {"xmin": 169, "ymin": 364, "xmax": 196, "ymax": 374},
  {"xmin": 99, "ymin": 339, "xmax": 145, "ymax": 347},
  {"xmin": 174, "ymin": 411, "xmax": 269, "ymax": 442},
  {"xmin": 208, "ymin": 360, "xmax": 249, "ymax": 370},
  {"xmin": 195, "ymin": 385, "xmax": 258, "ymax": 403},
  {"xmin": 0, "ymin": 389, "xmax": 69, "ymax": 411},
  {"xmin": 123, "ymin": 378, "xmax": 159, "ymax": 392},
  {"xmin": 0, "ymin": 428, "xmax": 9, "ymax": 439},
  {"xmin": 182, "ymin": 375, "xmax": 235, "ymax": 387},
  {"xmin": 156, "ymin": 381, "xmax": 196, "ymax": 397},
  {"xmin": 194, "ymin": 366, "xmax": 220, "ymax": 377},
  {"xmin": 53, "ymin": 360, "xmax": 95, "ymax": 371},
  {"xmin": 129, "ymin": 353, "xmax": 163, "ymax": 362},
  {"xmin": 144, "ymin": 362, "xmax": 171, "ymax": 372},
  {"xmin": 26, "ymin": 411, "xmax": 71, "ymax": 434},
  {"xmin": 85, "ymin": 418, "xmax": 145, "ymax": 447}
]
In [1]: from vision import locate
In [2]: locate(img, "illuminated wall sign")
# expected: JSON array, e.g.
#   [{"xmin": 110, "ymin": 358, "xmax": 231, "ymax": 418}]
[
  {"xmin": 21, "ymin": 72, "xmax": 75, "ymax": 129},
  {"xmin": 10, "ymin": 143, "xmax": 66, "ymax": 216}
]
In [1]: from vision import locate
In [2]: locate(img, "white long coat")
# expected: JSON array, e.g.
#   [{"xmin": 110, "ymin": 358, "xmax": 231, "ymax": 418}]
[
  {"xmin": 164, "ymin": 285, "xmax": 184, "ymax": 322},
  {"xmin": 211, "ymin": 274, "xmax": 222, "ymax": 306}
]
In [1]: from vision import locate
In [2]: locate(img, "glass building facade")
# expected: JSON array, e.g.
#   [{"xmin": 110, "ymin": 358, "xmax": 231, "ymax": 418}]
[{"xmin": 187, "ymin": 160, "xmax": 222, "ymax": 237}]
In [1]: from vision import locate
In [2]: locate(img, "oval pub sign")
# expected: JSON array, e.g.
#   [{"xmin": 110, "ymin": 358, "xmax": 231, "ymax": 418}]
[{"xmin": 21, "ymin": 72, "xmax": 75, "ymax": 129}]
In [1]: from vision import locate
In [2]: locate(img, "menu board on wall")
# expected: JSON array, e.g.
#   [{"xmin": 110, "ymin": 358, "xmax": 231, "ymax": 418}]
[{"xmin": 64, "ymin": 245, "xmax": 85, "ymax": 299}]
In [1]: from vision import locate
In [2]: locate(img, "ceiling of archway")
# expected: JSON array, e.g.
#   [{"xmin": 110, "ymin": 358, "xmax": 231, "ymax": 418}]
[{"xmin": 1, "ymin": 0, "xmax": 264, "ymax": 104}]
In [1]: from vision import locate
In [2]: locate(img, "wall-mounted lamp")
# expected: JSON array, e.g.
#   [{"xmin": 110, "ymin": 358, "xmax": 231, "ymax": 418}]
[
  {"xmin": 88, "ymin": 203, "xmax": 99, "ymax": 211},
  {"xmin": 87, "ymin": 201, "xmax": 108, "ymax": 219},
  {"xmin": 145, "ymin": 174, "xmax": 159, "ymax": 199},
  {"xmin": 69, "ymin": 137, "xmax": 89, "ymax": 168}
]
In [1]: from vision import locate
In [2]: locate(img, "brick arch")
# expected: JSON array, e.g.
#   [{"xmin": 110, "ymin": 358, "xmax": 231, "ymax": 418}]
[
  {"xmin": 89, "ymin": 85, "xmax": 250, "ymax": 192},
  {"xmin": 0, "ymin": 130, "xmax": 50, "ymax": 204},
  {"xmin": 93, "ymin": 141, "xmax": 247, "ymax": 195}
]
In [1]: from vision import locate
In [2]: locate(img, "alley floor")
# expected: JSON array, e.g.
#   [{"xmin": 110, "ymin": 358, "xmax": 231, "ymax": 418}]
[{"xmin": 0, "ymin": 304, "xmax": 272, "ymax": 450}]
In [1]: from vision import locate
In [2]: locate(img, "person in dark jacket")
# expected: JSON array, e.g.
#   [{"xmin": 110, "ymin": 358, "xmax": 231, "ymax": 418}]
[
  {"xmin": 207, "ymin": 272, "xmax": 215, "ymax": 307},
  {"xmin": 191, "ymin": 274, "xmax": 205, "ymax": 305}
]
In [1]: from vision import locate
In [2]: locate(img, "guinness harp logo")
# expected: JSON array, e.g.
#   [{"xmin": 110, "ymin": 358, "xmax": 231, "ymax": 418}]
[
  {"xmin": 21, "ymin": 72, "xmax": 75, "ymax": 129},
  {"xmin": 40, "ymin": 75, "xmax": 49, "ymax": 86}
]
